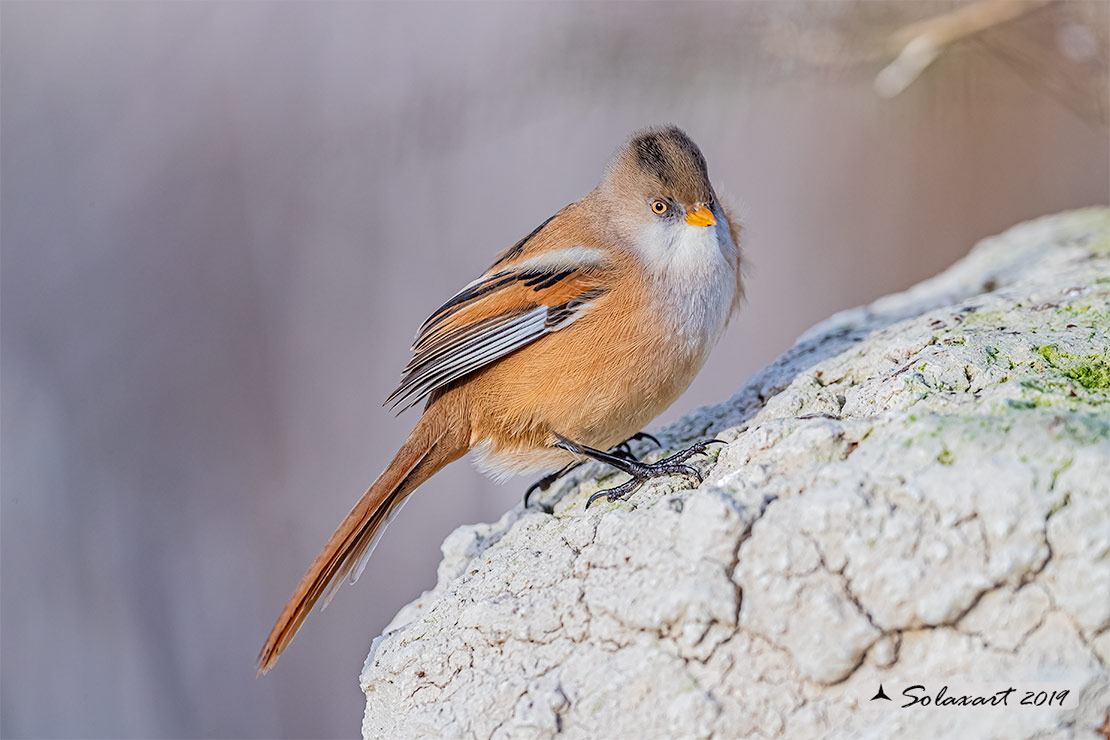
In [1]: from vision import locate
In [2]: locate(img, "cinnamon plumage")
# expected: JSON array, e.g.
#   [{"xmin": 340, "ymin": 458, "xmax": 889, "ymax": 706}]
[{"xmin": 258, "ymin": 126, "xmax": 743, "ymax": 673}]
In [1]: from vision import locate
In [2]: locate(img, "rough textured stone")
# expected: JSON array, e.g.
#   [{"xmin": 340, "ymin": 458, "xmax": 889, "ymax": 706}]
[{"xmin": 361, "ymin": 208, "xmax": 1110, "ymax": 739}]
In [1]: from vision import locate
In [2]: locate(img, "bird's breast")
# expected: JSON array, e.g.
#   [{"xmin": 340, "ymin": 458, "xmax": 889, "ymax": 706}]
[{"xmin": 642, "ymin": 220, "xmax": 738, "ymax": 359}]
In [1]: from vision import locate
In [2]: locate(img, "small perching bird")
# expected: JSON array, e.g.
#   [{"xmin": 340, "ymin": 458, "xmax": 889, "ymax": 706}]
[{"xmin": 258, "ymin": 126, "xmax": 744, "ymax": 673}]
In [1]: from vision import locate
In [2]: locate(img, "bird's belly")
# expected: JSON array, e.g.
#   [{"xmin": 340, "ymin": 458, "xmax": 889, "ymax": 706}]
[{"xmin": 465, "ymin": 305, "xmax": 721, "ymax": 480}]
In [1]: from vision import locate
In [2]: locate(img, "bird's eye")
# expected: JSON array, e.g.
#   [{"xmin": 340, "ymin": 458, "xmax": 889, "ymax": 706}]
[{"xmin": 651, "ymin": 200, "xmax": 668, "ymax": 215}]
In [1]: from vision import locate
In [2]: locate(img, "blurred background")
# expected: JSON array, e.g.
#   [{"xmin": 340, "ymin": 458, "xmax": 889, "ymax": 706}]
[{"xmin": 2, "ymin": 1, "xmax": 1107, "ymax": 737}]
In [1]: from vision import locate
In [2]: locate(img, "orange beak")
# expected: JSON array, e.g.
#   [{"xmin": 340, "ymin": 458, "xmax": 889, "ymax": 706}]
[{"xmin": 685, "ymin": 204, "xmax": 717, "ymax": 227}]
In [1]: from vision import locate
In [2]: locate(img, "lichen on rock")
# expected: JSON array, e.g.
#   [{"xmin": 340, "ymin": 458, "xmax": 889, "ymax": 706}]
[{"xmin": 361, "ymin": 208, "xmax": 1110, "ymax": 740}]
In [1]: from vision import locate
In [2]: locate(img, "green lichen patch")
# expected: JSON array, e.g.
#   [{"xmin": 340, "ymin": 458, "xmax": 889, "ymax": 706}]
[
  {"xmin": 1037, "ymin": 344, "xmax": 1067, "ymax": 367},
  {"xmin": 1037, "ymin": 344, "xmax": 1110, "ymax": 391},
  {"xmin": 1053, "ymin": 301, "xmax": 1110, "ymax": 328},
  {"xmin": 1064, "ymin": 359, "xmax": 1110, "ymax": 390},
  {"xmin": 960, "ymin": 309, "xmax": 1009, "ymax": 328}
]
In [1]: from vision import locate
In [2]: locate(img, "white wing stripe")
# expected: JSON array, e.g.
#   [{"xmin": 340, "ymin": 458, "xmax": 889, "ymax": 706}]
[
  {"xmin": 399, "ymin": 330, "xmax": 542, "ymax": 406},
  {"xmin": 510, "ymin": 246, "xmax": 607, "ymax": 273},
  {"xmin": 410, "ymin": 310, "xmax": 545, "ymax": 384},
  {"xmin": 390, "ymin": 266, "xmax": 605, "ymax": 410},
  {"xmin": 389, "ymin": 308, "xmax": 549, "ymax": 410},
  {"xmin": 407, "ymin": 312, "xmax": 524, "ymax": 371},
  {"xmin": 405, "ymin": 320, "xmax": 543, "ymax": 394}
]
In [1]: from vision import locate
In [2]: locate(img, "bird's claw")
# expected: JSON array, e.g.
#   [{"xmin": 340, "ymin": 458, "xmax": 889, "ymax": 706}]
[
  {"xmin": 659, "ymin": 439, "xmax": 725, "ymax": 464},
  {"xmin": 526, "ymin": 432, "xmax": 668, "ymax": 508},
  {"xmin": 583, "ymin": 440, "xmax": 722, "ymax": 509}
]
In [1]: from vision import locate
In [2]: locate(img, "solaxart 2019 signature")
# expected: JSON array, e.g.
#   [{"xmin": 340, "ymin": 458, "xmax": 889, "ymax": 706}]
[{"xmin": 900, "ymin": 684, "xmax": 1071, "ymax": 709}]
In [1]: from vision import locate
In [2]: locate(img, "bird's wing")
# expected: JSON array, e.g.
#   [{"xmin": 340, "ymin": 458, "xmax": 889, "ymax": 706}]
[{"xmin": 385, "ymin": 235, "xmax": 612, "ymax": 412}]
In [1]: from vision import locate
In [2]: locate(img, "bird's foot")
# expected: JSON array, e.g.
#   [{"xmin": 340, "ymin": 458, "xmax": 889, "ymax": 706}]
[
  {"xmin": 523, "ymin": 462, "xmax": 580, "ymax": 508},
  {"xmin": 584, "ymin": 439, "xmax": 725, "ymax": 509},
  {"xmin": 523, "ymin": 432, "xmax": 663, "ymax": 508}
]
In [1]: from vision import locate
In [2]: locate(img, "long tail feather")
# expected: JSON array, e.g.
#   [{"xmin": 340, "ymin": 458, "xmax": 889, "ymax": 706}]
[{"xmin": 257, "ymin": 401, "xmax": 467, "ymax": 673}]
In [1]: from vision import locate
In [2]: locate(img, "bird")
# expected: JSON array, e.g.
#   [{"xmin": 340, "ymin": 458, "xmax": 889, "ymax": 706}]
[{"xmin": 257, "ymin": 125, "xmax": 743, "ymax": 673}]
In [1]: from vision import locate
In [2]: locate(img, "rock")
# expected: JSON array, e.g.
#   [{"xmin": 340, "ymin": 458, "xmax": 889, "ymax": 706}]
[{"xmin": 360, "ymin": 209, "xmax": 1110, "ymax": 739}]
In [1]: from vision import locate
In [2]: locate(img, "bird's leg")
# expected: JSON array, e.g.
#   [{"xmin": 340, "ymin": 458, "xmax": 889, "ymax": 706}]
[
  {"xmin": 523, "ymin": 462, "xmax": 581, "ymax": 508},
  {"xmin": 552, "ymin": 434, "xmax": 725, "ymax": 509},
  {"xmin": 523, "ymin": 432, "xmax": 662, "ymax": 507}
]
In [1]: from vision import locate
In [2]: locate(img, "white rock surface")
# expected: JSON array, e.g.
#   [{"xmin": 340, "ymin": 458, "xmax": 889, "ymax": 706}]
[{"xmin": 361, "ymin": 209, "xmax": 1110, "ymax": 740}]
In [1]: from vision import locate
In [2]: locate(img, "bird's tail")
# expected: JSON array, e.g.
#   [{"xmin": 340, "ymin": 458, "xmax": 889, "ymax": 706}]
[{"xmin": 257, "ymin": 399, "xmax": 468, "ymax": 674}]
